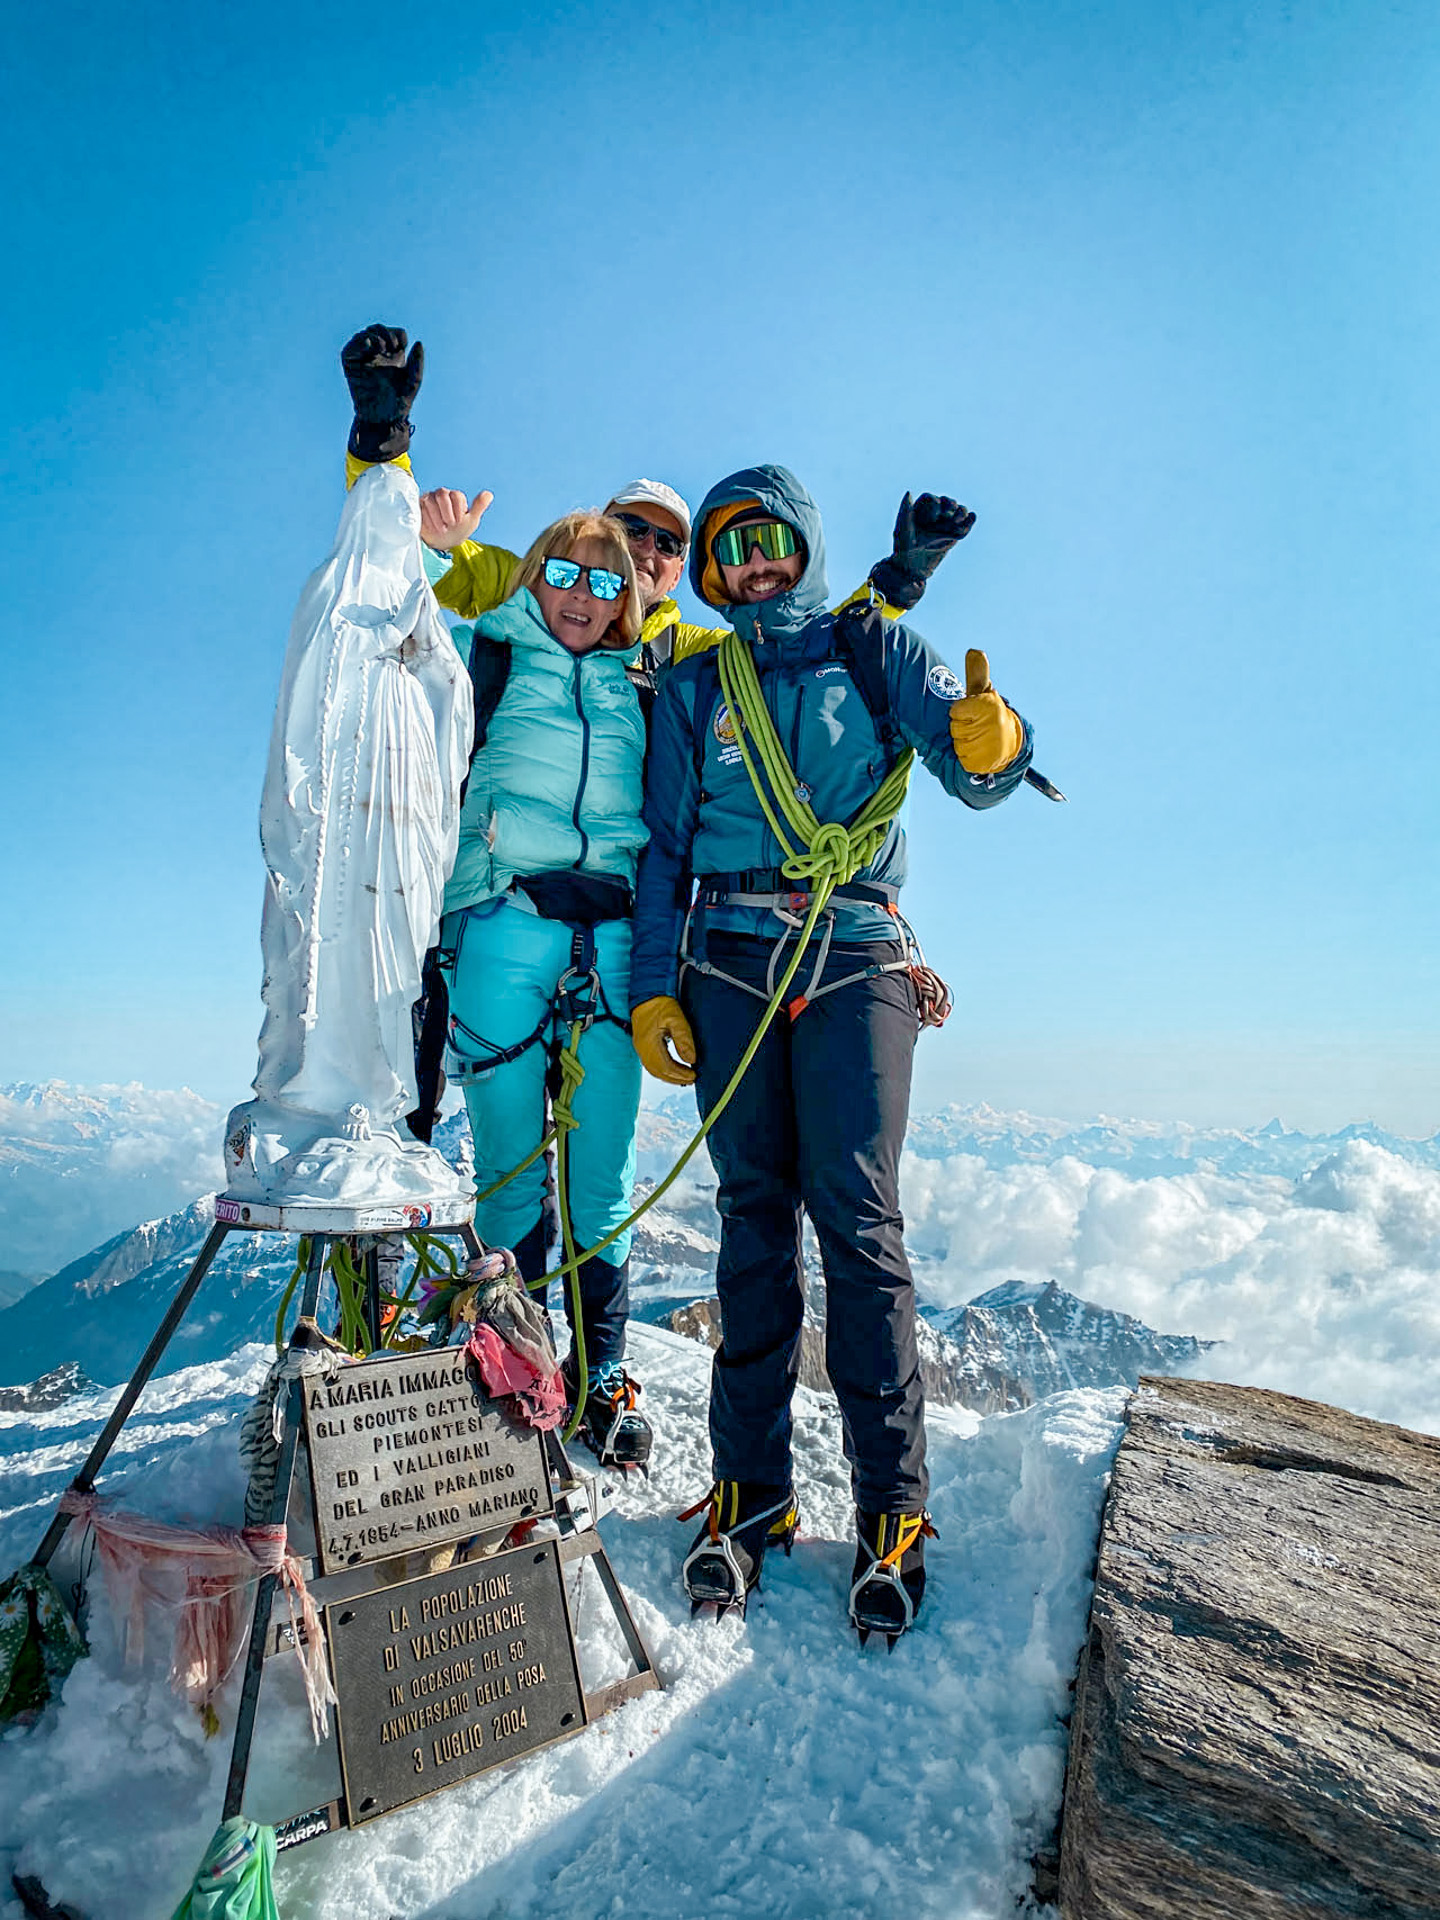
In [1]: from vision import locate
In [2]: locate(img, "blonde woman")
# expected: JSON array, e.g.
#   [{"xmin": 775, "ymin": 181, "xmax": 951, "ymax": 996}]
[{"xmin": 436, "ymin": 507, "xmax": 653, "ymax": 1468}]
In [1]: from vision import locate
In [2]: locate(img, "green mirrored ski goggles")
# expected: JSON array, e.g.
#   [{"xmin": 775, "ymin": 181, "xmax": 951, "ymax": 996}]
[{"xmin": 711, "ymin": 519, "xmax": 800, "ymax": 568}]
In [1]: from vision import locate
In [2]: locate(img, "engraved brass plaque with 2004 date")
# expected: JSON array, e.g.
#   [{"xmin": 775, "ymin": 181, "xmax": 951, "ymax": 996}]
[
  {"xmin": 326, "ymin": 1541, "xmax": 587, "ymax": 1820},
  {"xmin": 302, "ymin": 1347, "xmax": 552, "ymax": 1574}
]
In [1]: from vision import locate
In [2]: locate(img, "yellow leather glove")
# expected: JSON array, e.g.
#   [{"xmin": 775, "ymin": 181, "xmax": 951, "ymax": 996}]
[
  {"xmin": 948, "ymin": 649, "xmax": 1024, "ymax": 775},
  {"xmin": 632, "ymin": 996, "xmax": 697, "ymax": 1086}
]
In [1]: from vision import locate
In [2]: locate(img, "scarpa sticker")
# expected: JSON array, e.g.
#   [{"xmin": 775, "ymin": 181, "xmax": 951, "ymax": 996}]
[{"xmin": 927, "ymin": 662, "xmax": 965, "ymax": 701}]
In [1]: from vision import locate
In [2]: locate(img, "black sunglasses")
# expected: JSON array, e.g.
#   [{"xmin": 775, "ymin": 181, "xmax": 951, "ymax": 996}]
[{"xmin": 613, "ymin": 512, "xmax": 686, "ymax": 560}]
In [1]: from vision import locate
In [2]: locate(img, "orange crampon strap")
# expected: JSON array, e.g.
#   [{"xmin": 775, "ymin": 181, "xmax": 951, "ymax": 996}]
[
  {"xmin": 607, "ymin": 1373, "xmax": 639, "ymax": 1411},
  {"xmin": 676, "ymin": 1481, "xmax": 748, "ymax": 1539},
  {"xmin": 876, "ymin": 1511, "xmax": 937, "ymax": 1570},
  {"xmin": 909, "ymin": 963, "xmax": 952, "ymax": 1028},
  {"xmin": 676, "ymin": 1482, "xmax": 722, "ymax": 1531}
]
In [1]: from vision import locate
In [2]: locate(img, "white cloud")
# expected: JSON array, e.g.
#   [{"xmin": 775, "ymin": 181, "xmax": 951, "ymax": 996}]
[{"xmin": 903, "ymin": 1139, "xmax": 1440, "ymax": 1436}]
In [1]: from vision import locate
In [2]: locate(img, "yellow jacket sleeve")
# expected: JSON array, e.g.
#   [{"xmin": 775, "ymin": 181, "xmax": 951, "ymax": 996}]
[
  {"xmin": 672, "ymin": 617, "xmax": 729, "ymax": 664},
  {"xmin": 432, "ymin": 542, "xmax": 522, "ymax": 618},
  {"xmin": 835, "ymin": 582, "xmax": 908, "ymax": 621},
  {"xmin": 344, "ymin": 450, "xmax": 412, "ymax": 490}
]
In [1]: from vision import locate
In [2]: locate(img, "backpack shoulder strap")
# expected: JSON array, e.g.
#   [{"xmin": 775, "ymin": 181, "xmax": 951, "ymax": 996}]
[
  {"xmin": 467, "ymin": 630, "xmax": 513, "ymax": 754},
  {"xmin": 832, "ymin": 601, "xmax": 900, "ymax": 753},
  {"xmin": 689, "ymin": 648, "xmax": 723, "ymax": 788}
]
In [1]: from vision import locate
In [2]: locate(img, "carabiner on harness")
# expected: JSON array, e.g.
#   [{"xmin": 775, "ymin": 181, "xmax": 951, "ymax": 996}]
[{"xmin": 553, "ymin": 964, "xmax": 600, "ymax": 1030}]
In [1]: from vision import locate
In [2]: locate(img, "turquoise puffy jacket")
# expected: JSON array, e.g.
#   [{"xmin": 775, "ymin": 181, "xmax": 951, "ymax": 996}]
[{"xmin": 442, "ymin": 588, "xmax": 649, "ymax": 917}]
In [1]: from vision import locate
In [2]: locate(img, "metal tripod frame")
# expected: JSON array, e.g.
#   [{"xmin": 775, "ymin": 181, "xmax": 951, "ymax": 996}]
[{"xmin": 22, "ymin": 1202, "xmax": 660, "ymax": 1862}]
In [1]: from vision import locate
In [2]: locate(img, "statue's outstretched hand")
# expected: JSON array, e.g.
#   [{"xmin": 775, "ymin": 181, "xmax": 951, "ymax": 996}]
[
  {"xmin": 420, "ymin": 488, "xmax": 494, "ymax": 551},
  {"xmin": 341, "ymin": 323, "xmax": 424, "ymax": 463},
  {"xmin": 341, "ymin": 324, "xmax": 424, "ymax": 419}
]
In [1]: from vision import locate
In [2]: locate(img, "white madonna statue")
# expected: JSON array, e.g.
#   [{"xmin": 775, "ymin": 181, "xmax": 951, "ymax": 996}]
[{"xmin": 222, "ymin": 463, "xmax": 473, "ymax": 1216}]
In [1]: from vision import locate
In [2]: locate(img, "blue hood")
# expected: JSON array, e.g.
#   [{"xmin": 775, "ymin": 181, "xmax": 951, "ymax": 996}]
[{"xmin": 687, "ymin": 464, "xmax": 829, "ymax": 646}]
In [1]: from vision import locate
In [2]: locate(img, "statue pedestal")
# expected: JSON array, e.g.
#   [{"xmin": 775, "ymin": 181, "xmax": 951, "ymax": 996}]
[{"xmin": 214, "ymin": 1191, "xmax": 474, "ymax": 1236}]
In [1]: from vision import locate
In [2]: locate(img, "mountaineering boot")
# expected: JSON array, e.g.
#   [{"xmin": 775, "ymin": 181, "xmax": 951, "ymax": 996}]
[
  {"xmin": 680, "ymin": 1481, "xmax": 800, "ymax": 1617},
  {"xmin": 575, "ymin": 1362, "xmax": 653, "ymax": 1471},
  {"xmin": 849, "ymin": 1510, "xmax": 934, "ymax": 1645}
]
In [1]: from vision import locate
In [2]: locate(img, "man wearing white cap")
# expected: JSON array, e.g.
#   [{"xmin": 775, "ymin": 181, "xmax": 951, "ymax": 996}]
[{"xmin": 419, "ymin": 474, "xmax": 716, "ymax": 697}]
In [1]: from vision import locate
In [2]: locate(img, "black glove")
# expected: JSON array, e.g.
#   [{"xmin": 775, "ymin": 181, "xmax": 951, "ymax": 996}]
[
  {"xmin": 868, "ymin": 491, "xmax": 976, "ymax": 611},
  {"xmin": 341, "ymin": 323, "xmax": 424, "ymax": 463}
]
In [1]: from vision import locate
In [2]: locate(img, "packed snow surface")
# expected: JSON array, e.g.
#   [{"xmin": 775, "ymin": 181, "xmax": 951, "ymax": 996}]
[
  {"xmin": 4, "ymin": 1081, "xmax": 1438, "ymax": 1914},
  {"xmin": 0, "ymin": 1329, "xmax": 1124, "ymax": 1919}
]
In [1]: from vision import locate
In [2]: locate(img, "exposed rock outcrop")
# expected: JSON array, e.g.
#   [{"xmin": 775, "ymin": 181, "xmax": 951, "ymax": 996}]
[
  {"xmin": 1059, "ymin": 1376, "xmax": 1440, "ymax": 1920},
  {"xmin": 0, "ymin": 1362, "xmax": 98, "ymax": 1412}
]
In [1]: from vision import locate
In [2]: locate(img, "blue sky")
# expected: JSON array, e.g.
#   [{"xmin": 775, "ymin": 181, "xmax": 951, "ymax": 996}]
[{"xmin": 3, "ymin": 0, "xmax": 1437, "ymax": 1133}]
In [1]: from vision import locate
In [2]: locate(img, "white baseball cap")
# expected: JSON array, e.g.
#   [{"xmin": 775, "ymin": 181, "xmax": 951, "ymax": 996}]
[{"xmin": 605, "ymin": 478, "xmax": 692, "ymax": 545}]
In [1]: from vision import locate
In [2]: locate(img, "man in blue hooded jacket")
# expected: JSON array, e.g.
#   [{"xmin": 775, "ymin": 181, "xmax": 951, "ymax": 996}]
[{"xmin": 628, "ymin": 465, "xmax": 1034, "ymax": 1639}]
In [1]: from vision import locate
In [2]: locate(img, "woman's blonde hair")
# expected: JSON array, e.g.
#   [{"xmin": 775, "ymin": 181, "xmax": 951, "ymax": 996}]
[{"xmin": 507, "ymin": 510, "xmax": 645, "ymax": 648}]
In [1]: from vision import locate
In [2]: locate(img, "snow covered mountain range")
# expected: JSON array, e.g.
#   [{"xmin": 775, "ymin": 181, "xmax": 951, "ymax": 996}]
[
  {"xmin": 0, "ymin": 1081, "xmax": 225, "ymax": 1275},
  {"xmin": 2, "ymin": 1078, "xmax": 1438, "ymax": 1433}
]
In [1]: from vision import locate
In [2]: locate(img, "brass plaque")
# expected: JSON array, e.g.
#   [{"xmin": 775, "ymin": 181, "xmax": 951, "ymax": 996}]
[
  {"xmin": 327, "ymin": 1542, "xmax": 587, "ymax": 1821},
  {"xmin": 302, "ymin": 1347, "xmax": 552, "ymax": 1573}
]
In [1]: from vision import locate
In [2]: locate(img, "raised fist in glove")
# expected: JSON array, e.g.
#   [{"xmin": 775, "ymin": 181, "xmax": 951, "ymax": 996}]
[
  {"xmin": 632, "ymin": 996, "xmax": 697, "ymax": 1086},
  {"xmin": 868, "ymin": 491, "xmax": 977, "ymax": 612},
  {"xmin": 341, "ymin": 323, "xmax": 424, "ymax": 464},
  {"xmin": 948, "ymin": 649, "xmax": 1024, "ymax": 775}
]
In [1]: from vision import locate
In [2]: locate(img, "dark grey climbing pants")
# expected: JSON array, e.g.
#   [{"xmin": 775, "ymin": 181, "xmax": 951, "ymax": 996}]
[{"xmin": 682, "ymin": 932, "xmax": 928, "ymax": 1512}]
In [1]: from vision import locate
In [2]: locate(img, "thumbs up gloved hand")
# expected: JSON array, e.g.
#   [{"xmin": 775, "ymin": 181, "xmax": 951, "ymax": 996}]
[
  {"xmin": 632, "ymin": 996, "xmax": 697, "ymax": 1086},
  {"xmin": 948, "ymin": 649, "xmax": 1024, "ymax": 775},
  {"xmin": 341, "ymin": 323, "xmax": 424, "ymax": 464},
  {"xmin": 868, "ymin": 492, "xmax": 977, "ymax": 612}
]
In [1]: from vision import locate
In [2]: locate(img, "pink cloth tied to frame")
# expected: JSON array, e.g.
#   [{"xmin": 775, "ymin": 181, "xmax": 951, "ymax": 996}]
[
  {"xmin": 466, "ymin": 1324, "xmax": 566, "ymax": 1429},
  {"xmin": 58, "ymin": 1490, "xmax": 335, "ymax": 1739}
]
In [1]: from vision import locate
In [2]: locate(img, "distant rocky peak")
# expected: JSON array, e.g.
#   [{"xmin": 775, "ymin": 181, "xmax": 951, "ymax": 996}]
[{"xmin": 921, "ymin": 1280, "xmax": 1216, "ymax": 1413}]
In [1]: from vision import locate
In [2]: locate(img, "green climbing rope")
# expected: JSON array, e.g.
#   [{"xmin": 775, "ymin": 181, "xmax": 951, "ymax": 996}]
[
  {"xmin": 548, "ymin": 1020, "xmax": 591, "ymax": 1440},
  {"xmin": 538, "ymin": 629, "xmax": 915, "ymax": 1284}
]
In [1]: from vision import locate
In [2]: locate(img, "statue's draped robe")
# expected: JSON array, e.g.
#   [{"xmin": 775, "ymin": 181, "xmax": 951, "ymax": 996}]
[{"xmin": 223, "ymin": 466, "xmax": 474, "ymax": 1210}]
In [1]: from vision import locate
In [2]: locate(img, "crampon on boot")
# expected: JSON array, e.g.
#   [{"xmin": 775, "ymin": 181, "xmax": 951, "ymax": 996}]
[
  {"xmin": 679, "ymin": 1481, "xmax": 799, "ymax": 1618},
  {"xmin": 849, "ymin": 1510, "xmax": 935, "ymax": 1645},
  {"xmin": 575, "ymin": 1363, "xmax": 652, "ymax": 1471}
]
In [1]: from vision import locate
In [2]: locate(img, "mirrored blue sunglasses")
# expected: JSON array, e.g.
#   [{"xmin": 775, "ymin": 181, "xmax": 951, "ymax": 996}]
[{"xmin": 543, "ymin": 556, "xmax": 626, "ymax": 601}]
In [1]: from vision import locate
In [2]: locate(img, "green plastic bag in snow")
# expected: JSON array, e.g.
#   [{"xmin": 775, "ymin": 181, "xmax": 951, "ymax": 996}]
[
  {"xmin": 0, "ymin": 1564, "xmax": 87, "ymax": 1724},
  {"xmin": 170, "ymin": 1818, "xmax": 280, "ymax": 1920}
]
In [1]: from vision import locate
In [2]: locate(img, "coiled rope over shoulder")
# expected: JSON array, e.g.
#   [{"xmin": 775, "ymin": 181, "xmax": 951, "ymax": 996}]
[
  {"xmin": 714, "ymin": 630, "xmax": 914, "ymax": 891},
  {"xmin": 536, "ymin": 628, "xmax": 915, "ymax": 1283}
]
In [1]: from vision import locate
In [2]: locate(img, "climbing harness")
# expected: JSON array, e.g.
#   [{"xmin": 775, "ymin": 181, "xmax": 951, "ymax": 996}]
[{"xmin": 679, "ymin": 878, "xmax": 951, "ymax": 1028}]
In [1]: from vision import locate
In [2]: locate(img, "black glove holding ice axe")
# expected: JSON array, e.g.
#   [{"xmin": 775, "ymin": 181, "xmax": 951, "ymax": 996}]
[
  {"xmin": 868, "ymin": 491, "xmax": 977, "ymax": 612},
  {"xmin": 341, "ymin": 323, "xmax": 424, "ymax": 464}
]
